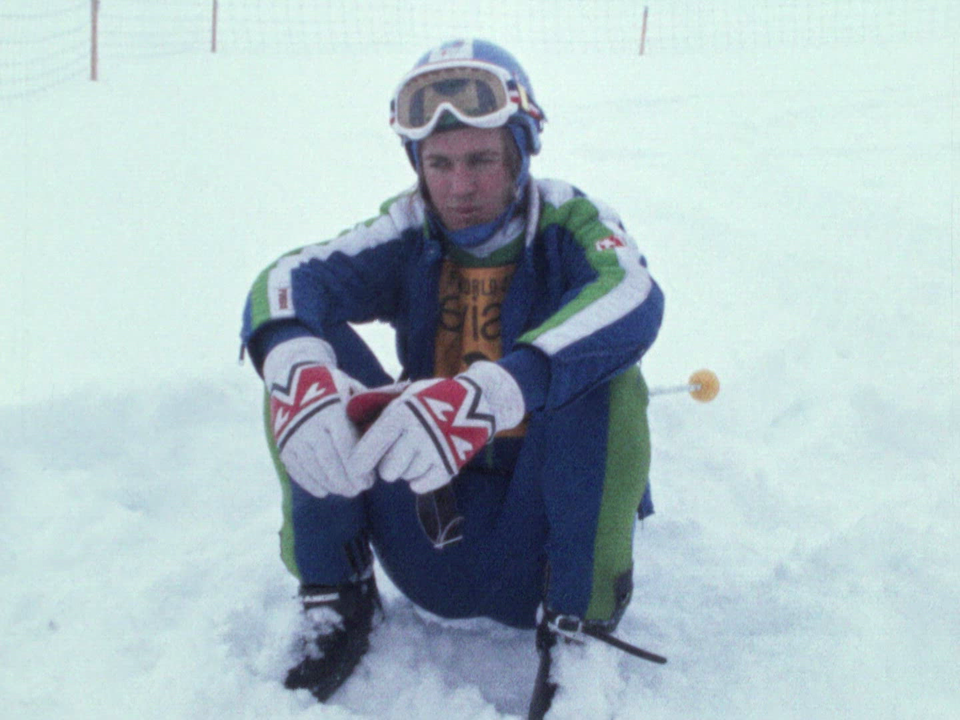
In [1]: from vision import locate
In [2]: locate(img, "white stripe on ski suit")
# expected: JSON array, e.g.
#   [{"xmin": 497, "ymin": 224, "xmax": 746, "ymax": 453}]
[
  {"xmin": 527, "ymin": 179, "xmax": 654, "ymax": 355},
  {"xmin": 264, "ymin": 188, "xmax": 425, "ymax": 319}
]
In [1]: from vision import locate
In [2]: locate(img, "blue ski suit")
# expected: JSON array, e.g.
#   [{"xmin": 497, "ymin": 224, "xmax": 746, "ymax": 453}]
[{"xmin": 241, "ymin": 177, "xmax": 664, "ymax": 628}]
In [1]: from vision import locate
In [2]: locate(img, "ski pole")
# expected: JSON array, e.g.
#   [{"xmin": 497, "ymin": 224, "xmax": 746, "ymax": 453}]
[
  {"xmin": 648, "ymin": 368, "xmax": 720, "ymax": 403},
  {"xmin": 581, "ymin": 625, "xmax": 668, "ymax": 664}
]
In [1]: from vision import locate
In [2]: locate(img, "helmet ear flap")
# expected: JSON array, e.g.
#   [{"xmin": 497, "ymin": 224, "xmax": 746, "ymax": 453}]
[
  {"xmin": 507, "ymin": 115, "xmax": 541, "ymax": 157},
  {"xmin": 404, "ymin": 140, "xmax": 420, "ymax": 170},
  {"xmin": 505, "ymin": 122, "xmax": 532, "ymax": 190}
]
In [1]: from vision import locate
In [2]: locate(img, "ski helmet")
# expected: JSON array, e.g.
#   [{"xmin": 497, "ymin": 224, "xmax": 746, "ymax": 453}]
[{"xmin": 390, "ymin": 38, "xmax": 546, "ymax": 170}]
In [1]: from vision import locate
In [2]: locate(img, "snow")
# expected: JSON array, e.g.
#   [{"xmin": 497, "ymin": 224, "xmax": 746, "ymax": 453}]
[{"xmin": 2, "ymin": 4, "xmax": 958, "ymax": 718}]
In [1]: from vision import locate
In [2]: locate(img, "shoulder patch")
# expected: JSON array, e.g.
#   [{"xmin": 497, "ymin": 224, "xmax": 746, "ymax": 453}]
[{"xmin": 595, "ymin": 235, "xmax": 627, "ymax": 251}]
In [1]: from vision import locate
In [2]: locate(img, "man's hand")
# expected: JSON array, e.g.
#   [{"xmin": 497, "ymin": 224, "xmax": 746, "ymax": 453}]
[
  {"xmin": 348, "ymin": 362, "xmax": 525, "ymax": 494},
  {"xmin": 264, "ymin": 338, "xmax": 374, "ymax": 498}
]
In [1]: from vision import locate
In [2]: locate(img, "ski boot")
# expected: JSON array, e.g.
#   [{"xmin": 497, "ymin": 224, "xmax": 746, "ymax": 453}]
[
  {"xmin": 527, "ymin": 607, "xmax": 667, "ymax": 718},
  {"xmin": 284, "ymin": 574, "xmax": 381, "ymax": 702}
]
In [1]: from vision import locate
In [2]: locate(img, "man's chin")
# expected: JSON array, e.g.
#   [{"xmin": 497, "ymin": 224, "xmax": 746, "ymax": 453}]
[{"xmin": 444, "ymin": 212, "xmax": 484, "ymax": 231}]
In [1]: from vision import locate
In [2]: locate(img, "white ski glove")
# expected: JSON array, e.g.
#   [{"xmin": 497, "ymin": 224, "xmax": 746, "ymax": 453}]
[
  {"xmin": 263, "ymin": 336, "xmax": 374, "ymax": 498},
  {"xmin": 348, "ymin": 362, "xmax": 526, "ymax": 494}
]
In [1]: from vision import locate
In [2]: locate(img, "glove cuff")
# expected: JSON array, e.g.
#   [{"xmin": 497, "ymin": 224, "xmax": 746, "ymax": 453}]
[
  {"xmin": 459, "ymin": 361, "xmax": 526, "ymax": 432},
  {"xmin": 263, "ymin": 336, "xmax": 337, "ymax": 389}
]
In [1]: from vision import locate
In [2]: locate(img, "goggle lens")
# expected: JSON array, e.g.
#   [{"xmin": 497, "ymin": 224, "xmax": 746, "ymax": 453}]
[{"xmin": 395, "ymin": 66, "xmax": 512, "ymax": 131}]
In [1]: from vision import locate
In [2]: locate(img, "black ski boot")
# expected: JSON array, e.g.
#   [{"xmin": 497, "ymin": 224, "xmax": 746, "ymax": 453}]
[{"xmin": 284, "ymin": 575, "xmax": 381, "ymax": 702}]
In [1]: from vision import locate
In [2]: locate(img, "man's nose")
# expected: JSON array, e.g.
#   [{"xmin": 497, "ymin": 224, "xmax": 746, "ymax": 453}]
[{"xmin": 449, "ymin": 163, "xmax": 476, "ymax": 194}]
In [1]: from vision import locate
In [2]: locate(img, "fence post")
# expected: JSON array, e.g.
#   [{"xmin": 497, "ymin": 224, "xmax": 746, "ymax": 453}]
[
  {"xmin": 211, "ymin": 0, "xmax": 219, "ymax": 53},
  {"xmin": 639, "ymin": 6, "xmax": 649, "ymax": 55},
  {"xmin": 90, "ymin": 0, "xmax": 99, "ymax": 80}
]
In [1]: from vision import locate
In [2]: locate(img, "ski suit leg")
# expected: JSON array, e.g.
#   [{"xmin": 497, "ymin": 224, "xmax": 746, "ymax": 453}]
[
  {"xmin": 539, "ymin": 366, "xmax": 651, "ymax": 626},
  {"xmin": 263, "ymin": 324, "xmax": 393, "ymax": 585}
]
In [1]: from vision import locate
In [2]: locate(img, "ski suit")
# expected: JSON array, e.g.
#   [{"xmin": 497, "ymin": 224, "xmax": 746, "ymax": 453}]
[{"xmin": 241, "ymin": 177, "xmax": 664, "ymax": 629}]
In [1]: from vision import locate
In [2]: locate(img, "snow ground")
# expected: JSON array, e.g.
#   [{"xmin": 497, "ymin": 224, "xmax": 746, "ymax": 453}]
[{"xmin": 1, "ymin": 6, "xmax": 958, "ymax": 719}]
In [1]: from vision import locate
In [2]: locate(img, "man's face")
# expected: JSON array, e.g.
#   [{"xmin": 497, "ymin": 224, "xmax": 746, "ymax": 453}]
[{"xmin": 420, "ymin": 126, "xmax": 515, "ymax": 231}]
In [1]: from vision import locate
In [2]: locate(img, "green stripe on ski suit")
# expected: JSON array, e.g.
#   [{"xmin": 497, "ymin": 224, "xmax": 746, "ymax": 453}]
[
  {"xmin": 585, "ymin": 366, "xmax": 651, "ymax": 623},
  {"xmin": 248, "ymin": 266, "xmax": 273, "ymax": 335},
  {"xmin": 263, "ymin": 391, "xmax": 301, "ymax": 581},
  {"xmin": 518, "ymin": 196, "xmax": 626, "ymax": 345}
]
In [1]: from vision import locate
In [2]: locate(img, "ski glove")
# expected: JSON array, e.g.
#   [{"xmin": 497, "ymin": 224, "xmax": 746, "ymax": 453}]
[
  {"xmin": 348, "ymin": 362, "xmax": 526, "ymax": 494},
  {"xmin": 263, "ymin": 337, "xmax": 374, "ymax": 498}
]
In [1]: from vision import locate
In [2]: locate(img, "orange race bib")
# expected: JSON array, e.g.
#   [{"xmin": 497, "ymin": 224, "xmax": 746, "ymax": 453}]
[{"xmin": 434, "ymin": 259, "xmax": 526, "ymax": 437}]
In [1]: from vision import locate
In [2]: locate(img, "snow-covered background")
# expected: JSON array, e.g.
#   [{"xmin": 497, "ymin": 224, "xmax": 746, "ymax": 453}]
[{"xmin": 2, "ymin": 2, "xmax": 958, "ymax": 718}]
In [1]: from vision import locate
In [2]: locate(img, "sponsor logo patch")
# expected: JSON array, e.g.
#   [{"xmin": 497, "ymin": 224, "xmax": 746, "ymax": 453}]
[
  {"xmin": 595, "ymin": 235, "xmax": 626, "ymax": 251},
  {"xmin": 429, "ymin": 39, "xmax": 471, "ymax": 62}
]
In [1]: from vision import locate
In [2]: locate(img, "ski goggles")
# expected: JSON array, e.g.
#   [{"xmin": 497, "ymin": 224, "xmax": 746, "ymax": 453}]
[{"xmin": 390, "ymin": 60, "xmax": 542, "ymax": 141}]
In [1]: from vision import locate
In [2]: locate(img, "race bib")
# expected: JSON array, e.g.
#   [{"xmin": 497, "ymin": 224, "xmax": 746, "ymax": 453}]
[{"xmin": 434, "ymin": 259, "xmax": 525, "ymax": 437}]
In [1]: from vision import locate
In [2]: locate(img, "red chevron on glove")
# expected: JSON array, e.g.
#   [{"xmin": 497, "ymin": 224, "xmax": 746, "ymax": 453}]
[
  {"xmin": 269, "ymin": 363, "xmax": 341, "ymax": 450},
  {"xmin": 349, "ymin": 362, "xmax": 524, "ymax": 495},
  {"xmin": 405, "ymin": 377, "xmax": 494, "ymax": 475}
]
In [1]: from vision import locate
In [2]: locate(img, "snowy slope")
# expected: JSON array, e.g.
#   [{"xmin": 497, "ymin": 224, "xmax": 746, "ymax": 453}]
[{"xmin": 2, "ymin": 5, "xmax": 958, "ymax": 719}]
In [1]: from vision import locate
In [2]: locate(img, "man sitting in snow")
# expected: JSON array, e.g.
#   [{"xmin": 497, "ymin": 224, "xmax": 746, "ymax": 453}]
[{"xmin": 240, "ymin": 38, "xmax": 664, "ymax": 717}]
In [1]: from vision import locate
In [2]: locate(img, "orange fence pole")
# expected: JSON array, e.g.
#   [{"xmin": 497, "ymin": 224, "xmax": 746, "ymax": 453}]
[
  {"xmin": 90, "ymin": 0, "xmax": 99, "ymax": 80},
  {"xmin": 211, "ymin": 0, "xmax": 219, "ymax": 53},
  {"xmin": 640, "ymin": 6, "xmax": 649, "ymax": 56}
]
